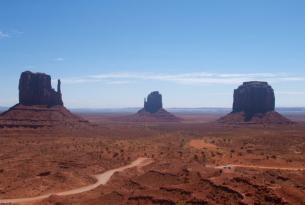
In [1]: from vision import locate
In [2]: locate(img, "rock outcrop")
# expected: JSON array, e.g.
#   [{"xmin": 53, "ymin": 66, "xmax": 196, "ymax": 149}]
[
  {"xmin": 218, "ymin": 81, "xmax": 292, "ymax": 124},
  {"xmin": 116, "ymin": 91, "xmax": 180, "ymax": 122},
  {"xmin": 233, "ymin": 81, "xmax": 275, "ymax": 116},
  {"xmin": 0, "ymin": 71, "xmax": 88, "ymax": 129},
  {"xmin": 19, "ymin": 71, "xmax": 63, "ymax": 107},
  {"xmin": 144, "ymin": 91, "xmax": 163, "ymax": 113}
]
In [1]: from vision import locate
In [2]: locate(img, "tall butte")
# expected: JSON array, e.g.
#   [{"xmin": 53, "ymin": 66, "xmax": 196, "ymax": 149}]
[
  {"xmin": 143, "ymin": 91, "xmax": 163, "ymax": 113},
  {"xmin": 0, "ymin": 71, "xmax": 87, "ymax": 128},
  {"xmin": 19, "ymin": 71, "xmax": 63, "ymax": 107},
  {"xmin": 120, "ymin": 91, "xmax": 180, "ymax": 122},
  {"xmin": 218, "ymin": 81, "xmax": 292, "ymax": 124}
]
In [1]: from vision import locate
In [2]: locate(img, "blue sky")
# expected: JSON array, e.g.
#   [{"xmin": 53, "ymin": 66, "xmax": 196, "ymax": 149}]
[{"xmin": 0, "ymin": 0, "xmax": 305, "ymax": 108}]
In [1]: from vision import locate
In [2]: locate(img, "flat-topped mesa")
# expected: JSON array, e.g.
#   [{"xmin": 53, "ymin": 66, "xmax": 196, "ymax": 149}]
[
  {"xmin": 218, "ymin": 81, "xmax": 292, "ymax": 124},
  {"xmin": 233, "ymin": 81, "xmax": 275, "ymax": 116},
  {"xmin": 144, "ymin": 91, "xmax": 163, "ymax": 113},
  {"xmin": 19, "ymin": 71, "xmax": 63, "ymax": 107}
]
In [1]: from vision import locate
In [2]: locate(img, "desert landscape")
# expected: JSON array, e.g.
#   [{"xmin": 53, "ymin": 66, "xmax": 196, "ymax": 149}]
[
  {"xmin": 1, "ymin": 111, "xmax": 305, "ymax": 205},
  {"xmin": 1, "ymin": 1, "xmax": 305, "ymax": 204},
  {"xmin": 0, "ymin": 72, "xmax": 305, "ymax": 205}
]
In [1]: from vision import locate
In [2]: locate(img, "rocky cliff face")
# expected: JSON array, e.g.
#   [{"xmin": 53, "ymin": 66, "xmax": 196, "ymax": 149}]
[
  {"xmin": 233, "ymin": 81, "xmax": 275, "ymax": 116},
  {"xmin": 126, "ymin": 91, "xmax": 180, "ymax": 122},
  {"xmin": 19, "ymin": 71, "xmax": 63, "ymax": 107},
  {"xmin": 217, "ymin": 81, "xmax": 291, "ymax": 124},
  {"xmin": 0, "ymin": 71, "xmax": 89, "ymax": 128},
  {"xmin": 144, "ymin": 91, "xmax": 163, "ymax": 113}
]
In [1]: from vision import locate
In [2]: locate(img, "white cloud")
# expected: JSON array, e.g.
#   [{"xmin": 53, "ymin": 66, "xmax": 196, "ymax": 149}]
[
  {"xmin": 277, "ymin": 91, "xmax": 305, "ymax": 95},
  {"xmin": 106, "ymin": 80, "xmax": 131, "ymax": 85},
  {"xmin": 24, "ymin": 65, "xmax": 35, "ymax": 70},
  {"xmin": 0, "ymin": 31, "xmax": 9, "ymax": 39},
  {"xmin": 61, "ymin": 72, "xmax": 305, "ymax": 85}
]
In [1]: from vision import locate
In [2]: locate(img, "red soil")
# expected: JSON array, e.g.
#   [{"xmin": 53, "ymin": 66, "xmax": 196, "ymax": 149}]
[{"xmin": 217, "ymin": 111, "xmax": 293, "ymax": 124}]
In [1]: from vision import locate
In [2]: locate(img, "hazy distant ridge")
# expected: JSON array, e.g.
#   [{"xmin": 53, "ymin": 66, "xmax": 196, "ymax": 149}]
[
  {"xmin": 1, "ymin": 106, "xmax": 304, "ymax": 114},
  {"xmin": 70, "ymin": 107, "xmax": 305, "ymax": 114}
]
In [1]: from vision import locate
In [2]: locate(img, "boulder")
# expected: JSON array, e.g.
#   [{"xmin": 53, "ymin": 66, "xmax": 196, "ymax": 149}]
[
  {"xmin": 144, "ymin": 91, "xmax": 163, "ymax": 113},
  {"xmin": 19, "ymin": 71, "xmax": 63, "ymax": 107}
]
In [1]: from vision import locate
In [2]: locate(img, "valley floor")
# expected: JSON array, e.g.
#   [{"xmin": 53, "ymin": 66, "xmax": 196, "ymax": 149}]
[{"xmin": 0, "ymin": 114, "xmax": 305, "ymax": 205}]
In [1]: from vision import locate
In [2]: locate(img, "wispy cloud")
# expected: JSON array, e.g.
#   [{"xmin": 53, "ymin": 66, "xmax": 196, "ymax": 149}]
[
  {"xmin": 53, "ymin": 57, "xmax": 64, "ymax": 62},
  {"xmin": 61, "ymin": 72, "xmax": 305, "ymax": 85},
  {"xmin": 24, "ymin": 65, "xmax": 35, "ymax": 70},
  {"xmin": 277, "ymin": 91, "xmax": 305, "ymax": 95},
  {"xmin": 11, "ymin": 30, "xmax": 24, "ymax": 35},
  {"xmin": 0, "ymin": 31, "xmax": 9, "ymax": 39},
  {"xmin": 106, "ymin": 80, "xmax": 131, "ymax": 85},
  {"xmin": 0, "ymin": 30, "xmax": 24, "ymax": 40}
]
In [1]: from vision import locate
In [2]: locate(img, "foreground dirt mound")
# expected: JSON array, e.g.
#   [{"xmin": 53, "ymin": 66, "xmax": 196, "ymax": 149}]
[
  {"xmin": 0, "ymin": 104, "xmax": 88, "ymax": 128},
  {"xmin": 117, "ymin": 108, "xmax": 181, "ymax": 122},
  {"xmin": 217, "ymin": 111, "xmax": 293, "ymax": 124}
]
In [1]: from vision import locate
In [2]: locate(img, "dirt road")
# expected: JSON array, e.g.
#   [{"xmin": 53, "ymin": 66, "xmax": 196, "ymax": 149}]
[
  {"xmin": 214, "ymin": 164, "xmax": 305, "ymax": 171},
  {"xmin": 0, "ymin": 157, "xmax": 153, "ymax": 204}
]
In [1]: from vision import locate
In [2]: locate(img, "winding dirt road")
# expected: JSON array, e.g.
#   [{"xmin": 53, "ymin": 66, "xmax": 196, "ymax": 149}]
[
  {"xmin": 0, "ymin": 157, "xmax": 153, "ymax": 204},
  {"xmin": 214, "ymin": 164, "xmax": 305, "ymax": 171}
]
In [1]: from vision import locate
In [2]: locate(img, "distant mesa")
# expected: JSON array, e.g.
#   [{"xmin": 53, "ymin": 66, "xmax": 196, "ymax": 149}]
[
  {"xmin": 143, "ymin": 91, "xmax": 163, "ymax": 113},
  {"xmin": 19, "ymin": 71, "xmax": 63, "ymax": 107},
  {"xmin": 118, "ymin": 91, "xmax": 180, "ymax": 122},
  {"xmin": 0, "ymin": 71, "xmax": 88, "ymax": 129},
  {"xmin": 218, "ymin": 81, "xmax": 292, "ymax": 124},
  {"xmin": 233, "ymin": 81, "xmax": 275, "ymax": 117}
]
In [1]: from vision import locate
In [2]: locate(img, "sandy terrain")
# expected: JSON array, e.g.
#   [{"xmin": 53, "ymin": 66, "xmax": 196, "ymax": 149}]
[
  {"xmin": 0, "ymin": 158, "xmax": 153, "ymax": 204},
  {"xmin": 189, "ymin": 139, "xmax": 218, "ymax": 150},
  {"xmin": 0, "ymin": 113, "xmax": 305, "ymax": 204}
]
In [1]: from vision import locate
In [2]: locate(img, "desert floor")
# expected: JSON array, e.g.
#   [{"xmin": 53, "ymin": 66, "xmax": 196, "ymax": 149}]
[{"xmin": 0, "ymin": 113, "xmax": 305, "ymax": 205}]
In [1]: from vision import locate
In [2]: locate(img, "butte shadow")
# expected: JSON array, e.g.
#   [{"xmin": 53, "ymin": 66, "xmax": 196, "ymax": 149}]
[
  {"xmin": 0, "ymin": 71, "xmax": 88, "ymax": 129},
  {"xmin": 118, "ymin": 91, "xmax": 181, "ymax": 122},
  {"xmin": 217, "ymin": 81, "xmax": 293, "ymax": 124}
]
